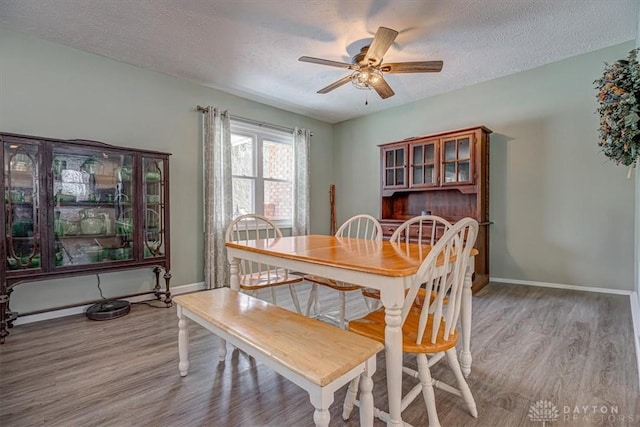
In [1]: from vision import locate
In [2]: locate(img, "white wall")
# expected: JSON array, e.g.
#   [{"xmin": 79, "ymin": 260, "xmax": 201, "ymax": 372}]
[
  {"xmin": 0, "ymin": 28, "xmax": 334, "ymax": 313},
  {"xmin": 333, "ymin": 42, "xmax": 636, "ymax": 292}
]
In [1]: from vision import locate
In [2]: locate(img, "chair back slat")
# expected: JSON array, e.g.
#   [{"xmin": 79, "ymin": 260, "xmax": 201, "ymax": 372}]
[
  {"xmin": 401, "ymin": 217, "xmax": 478, "ymax": 344},
  {"xmin": 336, "ymin": 214, "xmax": 383, "ymax": 240},
  {"xmin": 226, "ymin": 214, "xmax": 288, "ymax": 285},
  {"xmin": 389, "ymin": 215, "xmax": 453, "ymax": 246}
]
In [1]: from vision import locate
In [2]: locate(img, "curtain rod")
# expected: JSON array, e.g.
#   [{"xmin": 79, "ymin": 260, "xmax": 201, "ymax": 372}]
[{"xmin": 197, "ymin": 105, "xmax": 312, "ymax": 135}]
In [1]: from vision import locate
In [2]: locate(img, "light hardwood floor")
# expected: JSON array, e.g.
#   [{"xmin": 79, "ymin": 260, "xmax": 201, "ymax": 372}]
[{"xmin": 1, "ymin": 282, "xmax": 638, "ymax": 426}]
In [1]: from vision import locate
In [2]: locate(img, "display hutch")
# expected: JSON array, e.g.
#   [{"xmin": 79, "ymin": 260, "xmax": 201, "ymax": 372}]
[
  {"xmin": 1, "ymin": 132, "xmax": 172, "ymax": 343},
  {"xmin": 379, "ymin": 125, "xmax": 491, "ymax": 291}
]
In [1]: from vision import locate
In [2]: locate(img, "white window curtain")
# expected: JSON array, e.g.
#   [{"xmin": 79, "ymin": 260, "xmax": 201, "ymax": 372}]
[
  {"xmin": 293, "ymin": 127, "xmax": 311, "ymax": 236},
  {"xmin": 203, "ymin": 107, "xmax": 233, "ymax": 289}
]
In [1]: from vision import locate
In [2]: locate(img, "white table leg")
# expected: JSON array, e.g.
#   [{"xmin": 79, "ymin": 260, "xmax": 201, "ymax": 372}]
[
  {"xmin": 229, "ymin": 257, "xmax": 240, "ymax": 291},
  {"xmin": 177, "ymin": 305, "xmax": 189, "ymax": 376},
  {"xmin": 381, "ymin": 288, "xmax": 404, "ymax": 426},
  {"xmin": 459, "ymin": 264, "xmax": 473, "ymax": 377}
]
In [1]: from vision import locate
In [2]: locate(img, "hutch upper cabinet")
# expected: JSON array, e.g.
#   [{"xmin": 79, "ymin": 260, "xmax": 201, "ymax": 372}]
[
  {"xmin": 379, "ymin": 126, "xmax": 491, "ymax": 291},
  {"xmin": 1, "ymin": 132, "xmax": 172, "ymax": 343}
]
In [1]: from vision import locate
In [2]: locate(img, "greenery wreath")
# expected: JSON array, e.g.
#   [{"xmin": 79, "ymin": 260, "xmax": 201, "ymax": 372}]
[{"xmin": 594, "ymin": 48, "xmax": 640, "ymax": 169}]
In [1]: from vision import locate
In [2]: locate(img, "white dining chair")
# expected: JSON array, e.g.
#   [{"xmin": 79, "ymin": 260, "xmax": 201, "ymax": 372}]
[
  {"xmin": 225, "ymin": 214, "xmax": 303, "ymax": 313},
  {"xmin": 343, "ymin": 217, "xmax": 479, "ymax": 426},
  {"xmin": 361, "ymin": 214, "xmax": 453, "ymax": 309},
  {"xmin": 304, "ymin": 214, "xmax": 382, "ymax": 328}
]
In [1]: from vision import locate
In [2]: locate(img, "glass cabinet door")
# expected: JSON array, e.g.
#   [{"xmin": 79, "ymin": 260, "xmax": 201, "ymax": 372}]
[
  {"xmin": 442, "ymin": 134, "xmax": 473, "ymax": 184},
  {"xmin": 142, "ymin": 156, "xmax": 165, "ymax": 259},
  {"xmin": 52, "ymin": 147, "xmax": 134, "ymax": 266},
  {"xmin": 4, "ymin": 143, "xmax": 41, "ymax": 271},
  {"xmin": 382, "ymin": 146, "xmax": 407, "ymax": 188},
  {"xmin": 410, "ymin": 140, "xmax": 437, "ymax": 187}
]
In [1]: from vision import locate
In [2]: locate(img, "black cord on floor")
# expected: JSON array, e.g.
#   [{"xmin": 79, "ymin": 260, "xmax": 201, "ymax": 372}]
[
  {"xmin": 132, "ymin": 300, "xmax": 167, "ymax": 309},
  {"xmin": 96, "ymin": 274, "xmax": 105, "ymax": 299}
]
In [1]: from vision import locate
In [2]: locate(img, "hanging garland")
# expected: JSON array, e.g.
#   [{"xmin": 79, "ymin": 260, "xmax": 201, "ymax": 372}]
[{"xmin": 594, "ymin": 48, "xmax": 640, "ymax": 169}]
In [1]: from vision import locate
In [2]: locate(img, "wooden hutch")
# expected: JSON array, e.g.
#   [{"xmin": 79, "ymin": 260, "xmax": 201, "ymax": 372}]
[{"xmin": 379, "ymin": 125, "xmax": 491, "ymax": 291}]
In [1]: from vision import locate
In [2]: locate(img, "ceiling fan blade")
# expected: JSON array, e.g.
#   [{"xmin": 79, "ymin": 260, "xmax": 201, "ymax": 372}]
[
  {"xmin": 317, "ymin": 74, "xmax": 353, "ymax": 94},
  {"xmin": 299, "ymin": 56, "xmax": 356, "ymax": 69},
  {"xmin": 381, "ymin": 61, "xmax": 444, "ymax": 73},
  {"xmin": 364, "ymin": 27, "xmax": 398, "ymax": 65},
  {"xmin": 369, "ymin": 75, "xmax": 395, "ymax": 99}
]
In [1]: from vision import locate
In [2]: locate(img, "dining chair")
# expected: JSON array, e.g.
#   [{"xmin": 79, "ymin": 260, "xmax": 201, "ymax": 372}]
[
  {"xmin": 343, "ymin": 217, "xmax": 479, "ymax": 426},
  {"xmin": 304, "ymin": 214, "xmax": 382, "ymax": 328},
  {"xmin": 361, "ymin": 214, "xmax": 453, "ymax": 309},
  {"xmin": 225, "ymin": 214, "xmax": 303, "ymax": 313}
]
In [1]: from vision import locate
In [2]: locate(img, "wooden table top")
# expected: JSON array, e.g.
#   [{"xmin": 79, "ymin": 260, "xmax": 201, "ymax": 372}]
[{"xmin": 227, "ymin": 234, "xmax": 476, "ymax": 278}]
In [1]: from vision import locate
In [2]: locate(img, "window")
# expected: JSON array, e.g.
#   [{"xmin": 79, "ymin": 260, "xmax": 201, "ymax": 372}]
[{"xmin": 230, "ymin": 121, "xmax": 294, "ymax": 225}]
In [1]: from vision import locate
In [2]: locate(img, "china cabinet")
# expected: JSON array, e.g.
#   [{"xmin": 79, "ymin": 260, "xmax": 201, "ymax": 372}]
[
  {"xmin": 379, "ymin": 126, "xmax": 491, "ymax": 291},
  {"xmin": 1, "ymin": 132, "xmax": 171, "ymax": 343}
]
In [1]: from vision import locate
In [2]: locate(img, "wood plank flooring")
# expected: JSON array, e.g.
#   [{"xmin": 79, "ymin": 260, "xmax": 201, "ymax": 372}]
[{"xmin": 1, "ymin": 282, "xmax": 638, "ymax": 426}]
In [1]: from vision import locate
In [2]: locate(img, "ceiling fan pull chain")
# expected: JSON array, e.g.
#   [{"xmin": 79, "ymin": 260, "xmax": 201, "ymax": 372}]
[{"xmin": 365, "ymin": 91, "xmax": 368, "ymax": 106}]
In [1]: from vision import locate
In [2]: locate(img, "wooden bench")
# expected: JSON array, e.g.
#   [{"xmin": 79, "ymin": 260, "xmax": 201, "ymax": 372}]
[{"xmin": 174, "ymin": 288, "xmax": 383, "ymax": 427}]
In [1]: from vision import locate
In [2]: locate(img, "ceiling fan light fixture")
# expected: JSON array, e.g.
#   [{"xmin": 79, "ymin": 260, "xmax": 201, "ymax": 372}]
[{"xmin": 351, "ymin": 68, "xmax": 383, "ymax": 90}]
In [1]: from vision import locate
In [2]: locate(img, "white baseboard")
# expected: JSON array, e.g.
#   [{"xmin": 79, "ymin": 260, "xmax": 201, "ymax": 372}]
[
  {"xmin": 631, "ymin": 292, "xmax": 640, "ymax": 389},
  {"xmin": 13, "ymin": 282, "xmax": 206, "ymax": 326},
  {"xmin": 490, "ymin": 277, "xmax": 633, "ymax": 295}
]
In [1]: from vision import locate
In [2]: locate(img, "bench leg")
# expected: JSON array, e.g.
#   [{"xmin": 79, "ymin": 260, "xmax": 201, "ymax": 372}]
[
  {"xmin": 342, "ymin": 357, "xmax": 376, "ymax": 426},
  {"xmin": 309, "ymin": 390, "xmax": 333, "ymax": 427},
  {"xmin": 342, "ymin": 377, "xmax": 359, "ymax": 420},
  {"xmin": 359, "ymin": 363, "xmax": 375, "ymax": 427},
  {"xmin": 177, "ymin": 305, "xmax": 189, "ymax": 376}
]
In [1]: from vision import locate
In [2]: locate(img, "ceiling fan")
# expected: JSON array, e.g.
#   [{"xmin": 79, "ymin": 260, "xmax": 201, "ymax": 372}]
[{"xmin": 299, "ymin": 27, "xmax": 443, "ymax": 100}]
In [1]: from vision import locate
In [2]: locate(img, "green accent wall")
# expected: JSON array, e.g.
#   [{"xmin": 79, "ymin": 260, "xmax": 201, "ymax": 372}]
[
  {"xmin": 0, "ymin": 28, "xmax": 333, "ymax": 313},
  {"xmin": 333, "ymin": 41, "xmax": 636, "ymax": 291}
]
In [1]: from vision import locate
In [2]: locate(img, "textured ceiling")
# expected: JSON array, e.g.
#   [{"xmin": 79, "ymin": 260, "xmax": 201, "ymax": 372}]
[{"xmin": 0, "ymin": 0, "xmax": 638, "ymax": 124}]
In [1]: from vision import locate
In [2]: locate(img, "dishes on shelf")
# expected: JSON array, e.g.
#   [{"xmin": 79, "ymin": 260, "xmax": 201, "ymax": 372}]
[
  {"xmin": 145, "ymin": 171, "xmax": 161, "ymax": 182},
  {"xmin": 146, "ymin": 194, "xmax": 161, "ymax": 203},
  {"xmin": 80, "ymin": 217, "xmax": 105, "ymax": 235},
  {"xmin": 5, "ymin": 252, "xmax": 62, "ymax": 270},
  {"xmin": 56, "ymin": 193, "xmax": 76, "ymax": 203},
  {"xmin": 117, "ymin": 166, "xmax": 132, "ymax": 181},
  {"xmin": 116, "ymin": 218, "xmax": 133, "ymax": 235},
  {"xmin": 11, "ymin": 221, "xmax": 33, "ymax": 237}
]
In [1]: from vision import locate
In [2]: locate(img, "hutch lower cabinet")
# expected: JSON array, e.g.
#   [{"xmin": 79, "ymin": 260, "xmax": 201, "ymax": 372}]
[
  {"xmin": 379, "ymin": 126, "xmax": 491, "ymax": 291},
  {"xmin": 1, "ymin": 133, "xmax": 172, "ymax": 343}
]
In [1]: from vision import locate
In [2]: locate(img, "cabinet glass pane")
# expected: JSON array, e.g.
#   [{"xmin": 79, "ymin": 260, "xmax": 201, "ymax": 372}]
[
  {"xmin": 444, "ymin": 140, "xmax": 456, "ymax": 161},
  {"xmin": 5, "ymin": 144, "xmax": 40, "ymax": 270},
  {"xmin": 264, "ymin": 180, "xmax": 292, "ymax": 221},
  {"xmin": 444, "ymin": 163, "xmax": 456, "ymax": 183},
  {"xmin": 425, "ymin": 144, "xmax": 435, "ymax": 162},
  {"xmin": 395, "ymin": 148, "xmax": 404, "ymax": 165},
  {"xmin": 458, "ymin": 138, "xmax": 470, "ymax": 159},
  {"xmin": 425, "ymin": 165, "xmax": 435, "ymax": 184},
  {"xmin": 386, "ymin": 169, "xmax": 394, "ymax": 186},
  {"xmin": 395, "ymin": 168, "xmax": 404, "ymax": 186},
  {"xmin": 413, "ymin": 166, "xmax": 423, "ymax": 185},
  {"xmin": 144, "ymin": 157, "xmax": 165, "ymax": 259},
  {"xmin": 458, "ymin": 161, "xmax": 470, "ymax": 182},
  {"xmin": 51, "ymin": 148, "xmax": 134, "ymax": 267},
  {"xmin": 413, "ymin": 146, "xmax": 423, "ymax": 164},
  {"xmin": 386, "ymin": 150, "xmax": 394, "ymax": 167}
]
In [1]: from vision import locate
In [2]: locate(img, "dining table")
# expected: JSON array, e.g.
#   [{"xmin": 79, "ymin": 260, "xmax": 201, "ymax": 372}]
[{"xmin": 226, "ymin": 234, "xmax": 476, "ymax": 426}]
